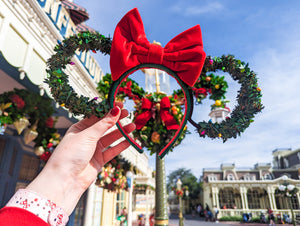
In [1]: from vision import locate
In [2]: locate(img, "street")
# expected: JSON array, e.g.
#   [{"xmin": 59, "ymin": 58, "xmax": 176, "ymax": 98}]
[{"xmin": 169, "ymin": 214, "xmax": 232, "ymax": 226}]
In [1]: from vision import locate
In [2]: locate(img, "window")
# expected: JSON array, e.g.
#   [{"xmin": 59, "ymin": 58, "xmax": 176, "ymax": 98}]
[
  {"xmin": 244, "ymin": 174, "xmax": 255, "ymax": 181},
  {"xmin": 219, "ymin": 188, "xmax": 235, "ymax": 209},
  {"xmin": 116, "ymin": 190, "xmax": 126, "ymax": 217},
  {"xmin": 264, "ymin": 173, "xmax": 272, "ymax": 180},
  {"xmin": 208, "ymin": 174, "xmax": 217, "ymax": 182},
  {"xmin": 247, "ymin": 189, "xmax": 261, "ymax": 209},
  {"xmin": 283, "ymin": 158, "xmax": 289, "ymax": 168},
  {"xmin": 73, "ymin": 192, "xmax": 87, "ymax": 226},
  {"xmin": 227, "ymin": 174, "xmax": 235, "ymax": 181}
]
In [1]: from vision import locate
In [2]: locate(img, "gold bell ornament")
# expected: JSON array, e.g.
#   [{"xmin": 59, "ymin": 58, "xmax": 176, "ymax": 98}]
[
  {"xmin": 13, "ymin": 117, "xmax": 29, "ymax": 135},
  {"xmin": 34, "ymin": 146, "xmax": 45, "ymax": 156},
  {"xmin": 23, "ymin": 120, "xmax": 39, "ymax": 144}
]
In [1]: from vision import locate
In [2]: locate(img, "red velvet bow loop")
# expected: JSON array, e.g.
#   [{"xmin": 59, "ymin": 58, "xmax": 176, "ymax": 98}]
[
  {"xmin": 110, "ymin": 8, "xmax": 206, "ymax": 87},
  {"xmin": 135, "ymin": 97, "xmax": 179, "ymax": 130}
]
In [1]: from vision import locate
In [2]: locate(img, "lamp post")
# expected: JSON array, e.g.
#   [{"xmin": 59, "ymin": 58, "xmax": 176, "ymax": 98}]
[
  {"xmin": 126, "ymin": 171, "xmax": 134, "ymax": 226},
  {"xmin": 143, "ymin": 61, "xmax": 170, "ymax": 226},
  {"xmin": 185, "ymin": 189, "xmax": 189, "ymax": 214},
  {"xmin": 277, "ymin": 175, "xmax": 298, "ymax": 226},
  {"xmin": 176, "ymin": 179, "xmax": 184, "ymax": 226}
]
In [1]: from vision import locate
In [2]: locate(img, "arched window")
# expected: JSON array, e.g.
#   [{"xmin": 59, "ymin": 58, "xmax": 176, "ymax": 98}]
[
  {"xmin": 227, "ymin": 174, "xmax": 235, "ymax": 181},
  {"xmin": 264, "ymin": 173, "xmax": 272, "ymax": 180}
]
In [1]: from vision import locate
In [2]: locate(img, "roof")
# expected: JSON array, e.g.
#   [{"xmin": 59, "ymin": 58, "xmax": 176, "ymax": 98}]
[{"xmin": 61, "ymin": 0, "xmax": 89, "ymax": 25}]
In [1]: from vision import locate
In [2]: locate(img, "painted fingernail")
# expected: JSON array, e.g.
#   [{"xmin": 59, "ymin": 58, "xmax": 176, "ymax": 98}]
[{"xmin": 110, "ymin": 106, "xmax": 120, "ymax": 116}]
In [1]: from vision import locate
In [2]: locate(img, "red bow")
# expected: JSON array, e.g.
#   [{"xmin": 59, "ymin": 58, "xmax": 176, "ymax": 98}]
[
  {"xmin": 119, "ymin": 80, "xmax": 132, "ymax": 97},
  {"xmin": 110, "ymin": 8, "xmax": 206, "ymax": 87},
  {"xmin": 135, "ymin": 96, "xmax": 179, "ymax": 130}
]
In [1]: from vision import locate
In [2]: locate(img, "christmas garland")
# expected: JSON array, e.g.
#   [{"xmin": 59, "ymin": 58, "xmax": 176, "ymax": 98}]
[
  {"xmin": 45, "ymin": 31, "xmax": 262, "ymax": 149},
  {"xmin": 132, "ymin": 92, "xmax": 189, "ymax": 155},
  {"xmin": 95, "ymin": 156, "xmax": 130, "ymax": 192},
  {"xmin": 171, "ymin": 186, "xmax": 189, "ymax": 197},
  {"xmin": 45, "ymin": 31, "xmax": 112, "ymax": 118},
  {"xmin": 97, "ymin": 74, "xmax": 189, "ymax": 155},
  {"xmin": 276, "ymin": 184, "xmax": 299, "ymax": 197},
  {"xmin": 0, "ymin": 89, "xmax": 60, "ymax": 161},
  {"xmin": 189, "ymin": 55, "xmax": 263, "ymax": 142}
]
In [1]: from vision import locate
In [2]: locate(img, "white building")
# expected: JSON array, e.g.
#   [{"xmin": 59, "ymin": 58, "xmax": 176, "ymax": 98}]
[{"xmin": 0, "ymin": 0, "xmax": 155, "ymax": 225}]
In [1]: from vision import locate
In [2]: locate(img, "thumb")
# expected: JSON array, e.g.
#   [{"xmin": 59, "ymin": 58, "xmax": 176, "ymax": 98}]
[{"xmin": 80, "ymin": 106, "xmax": 121, "ymax": 141}]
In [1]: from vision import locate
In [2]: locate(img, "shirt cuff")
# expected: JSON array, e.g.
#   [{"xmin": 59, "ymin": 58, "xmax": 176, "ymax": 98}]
[{"xmin": 6, "ymin": 189, "xmax": 69, "ymax": 226}]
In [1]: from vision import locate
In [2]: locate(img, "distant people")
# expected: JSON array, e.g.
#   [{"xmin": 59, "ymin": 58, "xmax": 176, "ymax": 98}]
[
  {"xmin": 267, "ymin": 207, "xmax": 275, "ymax": 226},
  {"xmin": 149, "ymin": 208, "xmax": 155, "ymax": 226},
  {"xmin": 213, "ymin": 205, "xmax": 219, "ymax": 223},
  {"xmin": 205, "ymin": 204, "xmax": 213, "ymax": 221},
  {"xmin": 116, "ymin": 207, "xmax": 127, "ymax": 226},
  {"xmin": 197, "ymin": 204, "xmax": 202, "ymax": 217}
]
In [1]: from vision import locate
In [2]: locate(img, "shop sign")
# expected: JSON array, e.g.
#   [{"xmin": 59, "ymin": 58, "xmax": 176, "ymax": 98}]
[{"xmin": 37, "ymin": 0, "xmax": 102, "ymax": 83}]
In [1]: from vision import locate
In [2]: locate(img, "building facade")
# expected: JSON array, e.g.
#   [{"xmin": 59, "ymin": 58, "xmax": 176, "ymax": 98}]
[
  {"xmin": 0, "ymin": 0, "xmax": 155, "ymax": 225},
  {"xmin": 202, "ymin": 148, "xmax": 300, "ymax": 219}
]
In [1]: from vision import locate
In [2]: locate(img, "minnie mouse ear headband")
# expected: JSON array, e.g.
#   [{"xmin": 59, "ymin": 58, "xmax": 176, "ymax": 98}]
[
  {"xmin": 45, "ymin": 8, "xmax": 206, "ymax": 158},
  {"xmin": 108, "ymin": 8, "xmax": 206, "ymax": 157}
]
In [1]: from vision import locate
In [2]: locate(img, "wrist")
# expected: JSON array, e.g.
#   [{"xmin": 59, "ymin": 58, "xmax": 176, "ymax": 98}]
[{"xmin": 26, "ymin": 165, "xmax": 85, "ymax": 215}]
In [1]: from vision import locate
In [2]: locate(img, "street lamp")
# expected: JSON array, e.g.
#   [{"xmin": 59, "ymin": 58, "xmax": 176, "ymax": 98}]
[
  {"xmin": 277, "ymin": 175, "xmax": 298, "ymax": 226},
  {"xmin": 176, "ymin": 179, "xmax": 184, "ymax": 226},
  {"xmin": 126, "ymin": 171, "xmax": 134, "ymax": 226},
  {"xmin": 143, "ymin": 53, "xmax": 170, "ymax": 226}
]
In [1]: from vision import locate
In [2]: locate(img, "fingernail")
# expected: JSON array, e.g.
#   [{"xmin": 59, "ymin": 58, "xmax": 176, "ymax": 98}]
[{"xmin": 110, "ymin": 106, "xmax": 120, "ymax": 116}]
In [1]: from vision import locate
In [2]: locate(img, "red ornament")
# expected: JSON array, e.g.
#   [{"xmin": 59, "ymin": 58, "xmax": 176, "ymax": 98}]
[
  {"xmin": 40, "ymin": 152, "xmax": 51, "ymax": 161},
  {"xmin": 92, "ymin": 50, "xmax": 97, "ymax": 53},
  {"xmin": 112, "ymin": 177, "xmax": 116, "ymax": 182},
  {"xmin": 45, "ymin": 117, "xmax": 54, "ymax": 128},
  {"xmin": 10, "ymin": 94, "xmax": 25, "ymax": 109}
]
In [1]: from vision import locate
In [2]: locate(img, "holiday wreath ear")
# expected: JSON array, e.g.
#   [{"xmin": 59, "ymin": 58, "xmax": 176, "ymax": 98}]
[{"xmin": 108, "ymin": 8, "xmax": 206, "ymax": 158}]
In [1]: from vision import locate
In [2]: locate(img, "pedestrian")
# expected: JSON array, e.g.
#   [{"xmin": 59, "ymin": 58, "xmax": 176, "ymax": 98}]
[
  {"xmin": 0, "ymin": 104, "xmax": 135, "ymax": 226},
  {"xmin": 213, "ymin": 205, "xmax": 219, "ymax": 223},
  {"xmin": 197, "ymin": 203, "xmax": 202, "ymax": 217},
  {"xmin": 267, "ymin": 207, "xmax": 275, "ymax": 226},
  {"xmin": 149, "ymin": 208, "xmax": 155, "ymax": 226}
]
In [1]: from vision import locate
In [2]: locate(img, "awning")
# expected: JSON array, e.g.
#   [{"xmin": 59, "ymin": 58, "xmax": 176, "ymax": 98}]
[
  {"xmin": 76, "ymin": 23, "xmax": 96, "ymax": 33},
  {"xmin": 61, "ymin": 0, "xmax": 89, "ymax": 25}
]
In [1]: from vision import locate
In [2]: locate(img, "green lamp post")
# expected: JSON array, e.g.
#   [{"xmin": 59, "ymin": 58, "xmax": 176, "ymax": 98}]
[{"xmin": 176, "ymin": 179, "xmax": 184, "ymax": 226}]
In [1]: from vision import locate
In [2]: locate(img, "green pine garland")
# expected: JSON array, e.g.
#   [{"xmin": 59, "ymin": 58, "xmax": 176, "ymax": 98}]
[
  {"xmin": 45, "ymin": 31, "xmax": 112, "ymax": 118},
  {"xmin": 190, "ymin": 55, "xmax": 263, "ymax": 142}
]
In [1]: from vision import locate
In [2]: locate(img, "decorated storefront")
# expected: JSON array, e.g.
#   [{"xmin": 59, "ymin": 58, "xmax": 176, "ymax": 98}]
[
  {"xmin": 0, "ymin": 1, "xmax": 155, "ymax": 225},
  {"xmin": 202, "ymin": 149, "xmax": 300, "ymax": 222}
]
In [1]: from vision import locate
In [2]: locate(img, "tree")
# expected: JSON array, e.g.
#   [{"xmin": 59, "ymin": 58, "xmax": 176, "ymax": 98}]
[{"xmin": 167, "ymin": 168, "xmax": 201, "ymax": 200}]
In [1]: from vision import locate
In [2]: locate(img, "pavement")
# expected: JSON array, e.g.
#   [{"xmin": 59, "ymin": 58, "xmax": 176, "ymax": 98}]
[{"xmin": 133, "ymin": 214, "xmax": 297, "ymax": 226}]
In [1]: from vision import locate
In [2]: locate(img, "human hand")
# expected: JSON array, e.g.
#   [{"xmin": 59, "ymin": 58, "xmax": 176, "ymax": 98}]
[{"xmin": 26, "ymin": 103, "xmax": 135, "ymax": 215}]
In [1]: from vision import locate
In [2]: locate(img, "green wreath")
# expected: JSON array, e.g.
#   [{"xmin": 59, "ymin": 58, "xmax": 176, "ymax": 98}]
[
  {"xmin": 45, "ymin": 32, "xmax": 263, "ymax": 147},
  {"xmin": 45, "ymin": 31, "xmax": 112, "ymax": 118},
  {"xmin": 189, "ymin": 55, "xmax": 263, "ymax": 142}
]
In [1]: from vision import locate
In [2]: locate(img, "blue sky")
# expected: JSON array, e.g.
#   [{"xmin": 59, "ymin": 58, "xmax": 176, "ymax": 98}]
[{"xmin": 75, "ymin": 0, "xmax": 300, "ymax": 178}]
